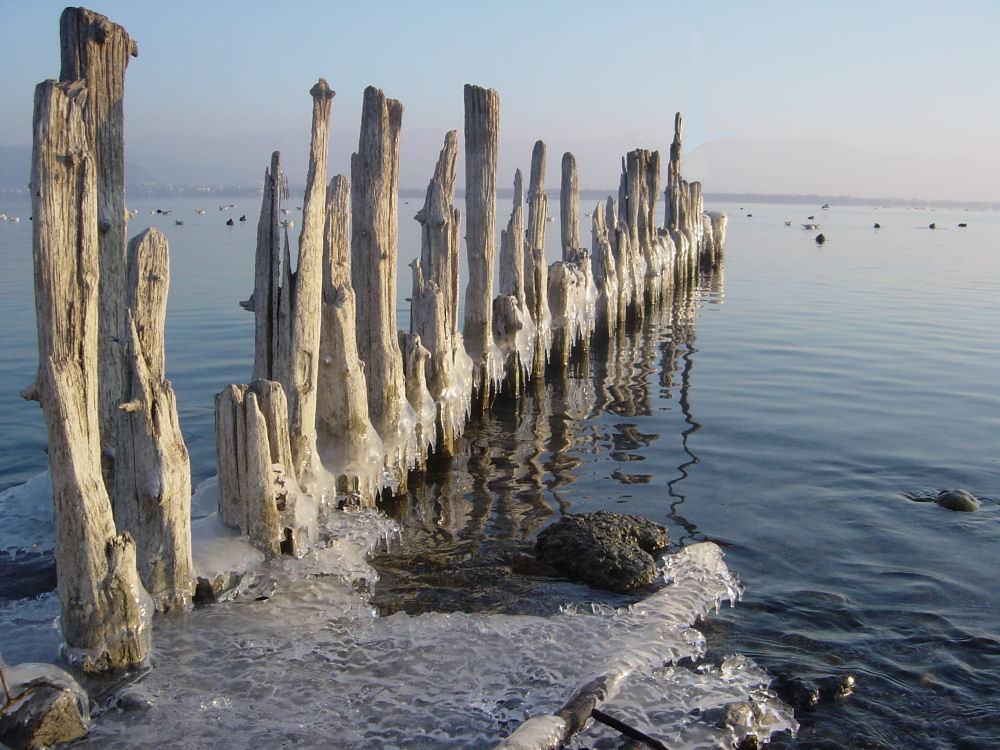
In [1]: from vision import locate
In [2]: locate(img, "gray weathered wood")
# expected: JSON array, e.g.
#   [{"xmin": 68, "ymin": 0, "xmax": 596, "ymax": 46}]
[
  {"xmin": 351, "ymin": 86, "xmax": 420, "ymax": 490},
  {"xmin": 28, "ymin": 78, "xmax": 148, "ymax": 672},
  {"xmin": 59, "ymin": 7, "xmax": 138, "ymax": 494},
  {"xmin": 114, "ymin": 228, "xmax": 194, "ymax": 613},
  {"xmin": 590, "ymin": 200, "xmax": 620, "ymax": 338},
  {"xmin": 316, "ymin": 174, "xmax": 386, "ymax": 504},
  {"xmin": 281, "ymin": 79, "xmax": 334, "ymax": 481},
  {"xmin": 494, "ymin": 168, "xmax": 535, "ymax": 394},
  {"xmin": 244, "ymin": 151, "xmax": 283, "ymax": 381},
  {"xmin": 214, "ymin": 380, "xmax": 312, "ymax": 557},
  {"xmin": 560, "ymin": 152, "xmax": 579, "ymax": 260},
  {"xmin": 411, "ymin": 131, "xmax": 472, "ymax": 457},
  {"xmin": 524, "ymin": 140, "xmax": 552, "ymax": 379},
  {"xmin": 462, "ymin": 84, "xmax": 502, "ymax": 399}
]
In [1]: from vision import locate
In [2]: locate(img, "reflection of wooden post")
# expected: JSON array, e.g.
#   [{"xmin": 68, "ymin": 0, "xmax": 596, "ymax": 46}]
[
  {"xmin": 27, "ymin": 79, "xmax": 148, "ymax": 672},
  {"xmin": 462, "ymin": 84, "xmax": 501, "ymax": 399},
  {"xmin": 59, "ymin": 7, "xmax": 138, "ymax": 494},
  {"xmin": 412, "ymin": 132, "xmax": 472, "ymax": 456},
  {"xmin": 317, "ymin": 175, "xmax": 386, "ymax": 503},
  {"xmin": 115, "ymin": 228, "xmax": 194, "ymax": 612},
  {"xmin": 352, "ymin": 86, "xmax": 419, "ymax": 490},
  {"xmin": 524, "ymin": 141, "xmax": 551, "ymax": 379}
]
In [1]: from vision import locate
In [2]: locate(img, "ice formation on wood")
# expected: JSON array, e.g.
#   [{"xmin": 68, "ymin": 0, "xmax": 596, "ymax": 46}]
[
  {"xmin": 214, "ymin": 381, "xmax": 316, "ymax": 558},
  {"xmin": 523, "ymin": 141, "xmax": 553, "ymax": 379},
  {"xmin": 411, "ymin": 131, "xmax": 474, "ymax": 456},
  {"xmin": 351, "ymin": 86, "xmax": 421, "ymax": 490},
  {"xmin": 316, "ymin": 175, "xmax": 386, "ymax": 505}
]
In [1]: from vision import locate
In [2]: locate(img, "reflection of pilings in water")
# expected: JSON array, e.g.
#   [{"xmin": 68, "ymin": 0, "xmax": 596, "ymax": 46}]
[{"xmin": 543, "ymin": 358, "xmax": 598, "ymax": 515}]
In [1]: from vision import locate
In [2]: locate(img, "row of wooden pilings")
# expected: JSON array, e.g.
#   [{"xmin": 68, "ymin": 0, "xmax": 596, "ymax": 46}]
[{"xmin": 22, "ymin": 7, "xmax": 725, "ymax": 675}]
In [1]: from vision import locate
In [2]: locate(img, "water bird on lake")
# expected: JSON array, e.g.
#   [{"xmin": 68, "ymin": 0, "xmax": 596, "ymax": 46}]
[
  {"xmin": 219, "ymin": 205, "xmax": 229, "ymax": 211},
  {"xmin": 195, "ymin": 209, "xmax": 206, "ymax": 214},
  {"xmin": 280, "ymin": 219, "xmax": 294, "ymax": 227},
  {"xmin": 929, "ymin": 223, "xmax": 936, "ymax": 229},
  {"xmin": 175, "ymin": 219, "xmax": 184, "ymax": 225},
  {"xmin": 239, "ymin": 215, "xmax": 246, "ymax": 222},
  {"xmin": 802, "ymin": 223, "xmax": 819, "ymax": 230},
  {"xmin": 784, "ymin": 221, "xmax": 792, "ymax": 226},
  {"xmin": 815, "ymin": 233, "xmax": 826, "ymax": 244},
  {"xmin": 822, "ymin": 203, "xmax": 830, "ymax": 209},
  {"xmin": 874, "ymin": 222, "xmax": 881, "ymax": 229},
  {"xmin": 807, "ymin": 215, "xmax": 815, "ymax": 220},
  {"xmin": 225, "ymin": 218, "xmax": 234, "ymax": 226},
  {"xmin": 281, "ymin": 208, "xmax": 292, "ymax": 215},
  {"xmin": 958, "ymin": 222, "xmax": 967, "ymax": 227}
]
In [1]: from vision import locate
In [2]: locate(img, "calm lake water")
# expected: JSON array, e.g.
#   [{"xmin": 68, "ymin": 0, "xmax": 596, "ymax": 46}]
[{"xmin": 1, "ymin": 194, "xmax": 998, "ymax": 748}]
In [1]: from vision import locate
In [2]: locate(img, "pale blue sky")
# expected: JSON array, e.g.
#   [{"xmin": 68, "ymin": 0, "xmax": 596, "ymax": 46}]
[{"xmin": 2, "ymin": 0, "xmax": 998, "ymax": 201}]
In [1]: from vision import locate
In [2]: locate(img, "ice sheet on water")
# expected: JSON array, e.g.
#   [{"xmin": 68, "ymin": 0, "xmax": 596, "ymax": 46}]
[
  {"xmin": 0, "ymin": 471, "xmax": 54, "ymax": 555},
  {"xmin": 73, "ymin": 541, "xmax": 793, "ymax": 749}
]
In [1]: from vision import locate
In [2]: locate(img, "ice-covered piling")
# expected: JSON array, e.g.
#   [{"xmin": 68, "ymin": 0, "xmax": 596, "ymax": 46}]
[
  {"xmin": 462, "ymin": 84, "xmax": 504, "ymax": 400},
  {"xmin": 523, "ymin": 140, "xmax": 553, "ymax": 379},
  {"xmin": 352, "ymin": 86, "xmax": 421, "ymax": 490},
  {"xmin": 411, "ymin": 132, "xmax": 473, "ymax": 457},
  {"xmin": 316, "ymin": 175, "xmax": 386, "ymax": 505},
  {"xmin": 493, "ymin": 169, "xmax": 535, "ymax": 396},
  {"xmin": 214, "ymin": 381, "xmax": 314, "ymax": 557},
  {"xmin": 114, "ymin": 228, "xmax": 195, "ymax": 612},
  {"xmin": 26, "ymin": 78, "xmax": 149, "ymax": 671}
]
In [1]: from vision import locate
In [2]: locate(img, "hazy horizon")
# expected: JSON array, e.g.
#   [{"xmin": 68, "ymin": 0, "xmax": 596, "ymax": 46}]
[{"xmin": 2, "ymin": 1, "xmax": 998, "ymax": 203}]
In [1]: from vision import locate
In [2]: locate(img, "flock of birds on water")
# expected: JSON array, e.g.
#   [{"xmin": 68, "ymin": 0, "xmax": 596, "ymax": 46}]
[
  {"xmin": 734, "ymin": 203, "xmax": 971, "ymax": 245},
  {"xmin": 0, "ymin": 203, "xmax": 976, "ymax": 244}
]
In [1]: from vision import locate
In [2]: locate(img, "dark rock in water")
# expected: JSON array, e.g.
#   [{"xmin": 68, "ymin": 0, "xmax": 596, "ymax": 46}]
[
  {"xmin": 770, "ymin": 673, "xmax": 855, "ymax": 713},
  {"xmin": 534, "ymin": 511, "xmax": 669, "ymax": 593},
  {"xmin": 935, "ymin": 489, "xmax": 980, "ymax": 512},
  {"xmin": 0, "ymin": 662, "xmax": 89, "ymax": 749},
  {"xmin": 815, "ymin": 233, "xmax": 826, "ymax": 244}
]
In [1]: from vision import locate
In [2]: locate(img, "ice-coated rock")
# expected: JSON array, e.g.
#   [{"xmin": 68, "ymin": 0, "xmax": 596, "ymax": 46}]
[{"xmin": 0, "ymin": 662, "xmax": 89, "ymax": 749}]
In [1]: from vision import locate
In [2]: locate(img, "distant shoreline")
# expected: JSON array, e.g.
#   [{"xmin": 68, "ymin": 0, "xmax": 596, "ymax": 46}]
[{"xmin": 1, "ymin": 184, "xmax": 994, "ymax": 211}]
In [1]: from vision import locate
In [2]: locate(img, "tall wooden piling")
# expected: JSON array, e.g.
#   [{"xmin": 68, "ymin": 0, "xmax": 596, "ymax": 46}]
[
  {"xmin": 245, "ymin": 151, "xmax": 284, "ymax": 381},
  {"xmin": 494, "ymin": 169, "xmax": 535, "ymax": 395},
  {"xmin": 280, "ymin": 79, "xmax": 334, "ymax": 482},
  {"xmin": 411, "ymin": 131, "xmax": 473, "ymax": 456},
  {"xmin": 316, "ymin": 175, "xmax": 386, "ymax": 504},
  {"xmin": 524, "ymin": 141, "xmax": 552, "ymax": 379},
  {"xmin": 462, "ymin": 84, "xmax": 502, "ymax": 399},
  {"xmin": 114, "ymin": 228, "xmax": 194, "ymax": 612},
  {"xmin": 352, "ymin": 86, "xmax": 419, "ymax": 490},
  {"xmin": 560, "ymin": 152, "xmax": 579, "ymax": 260},
  {"xmin": 27, "ymin": 79, "xmax": 149, "ymax": 671}
]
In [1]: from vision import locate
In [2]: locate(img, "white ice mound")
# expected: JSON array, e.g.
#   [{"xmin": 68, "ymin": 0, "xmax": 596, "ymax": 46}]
[{"xmin": 70, "ymin": 540, "xmax": 794, "ymax": 749}]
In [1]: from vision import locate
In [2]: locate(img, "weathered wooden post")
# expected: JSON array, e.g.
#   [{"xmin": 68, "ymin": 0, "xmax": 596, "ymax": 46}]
[
  {"xmin": 494, "ymin": 169, "xmax": 535, "ymax": 396},
  {"xmin": 59, "ymin": 7, "xmax": 138, "ymax": 494},
  {"xmin": 462, "ymin": 84, "xmax": 502, "ymax": 400},
  {"xmin": 215, "ymin": 380, "xmax": 313, "ymax": 557},
  {"xmin": 26, "ymin": 79, "xmax": 149, "ymax": 671},
  {"xmin": 590, "ymin": 200, "xmax": 620, "ymax": 340},
  {"xmin": 352, "ymin": 85, "xmax": 420, "ymax": 491},
  {"xmin": 411, "ymin": 131, "xmax": 473, "ymax": 456},
  {"xmin": 243, "ymin": 150, "xmax": 283, "ymax": 381},
  {"xmin": 524, "ymin": 140, "xmax": 552, "ymax": 380},
  {"xmin": 316, "ymin": 175, "xmax": 386, "ymax": 504},
  {"xmin": 278, "ymin": 79, "xmax": 334, "ymax": 483},
  {"xmin": 560, "ymin": 152, "xmax": 579, "ymax": 260},
  {"xmin": 114, "ymin": 228, "xmax": 195, "ymax": 612}
]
